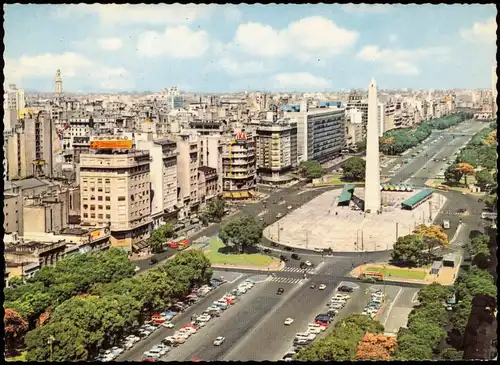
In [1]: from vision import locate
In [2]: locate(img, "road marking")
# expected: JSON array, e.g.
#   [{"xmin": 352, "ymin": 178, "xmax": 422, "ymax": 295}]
[
  {"xmin": 382, "ymin": 288, "xmax": 403, "ymax": 327},
  {"xmin": 314, "ymin": 261, "xmax": 325, "ymax": 272},
  {"xmin": 228, "ymin": 273, "xmax": 243, "ymax": 284},
  {"xmin": 450, "ymin": 223, "xmax": 463, "ymax": 244},
  {"xmin": 411, "ymin": 291, "xmax": 419, "ymax": 304},
  {"xmin": 258, "ymin": 210, "xmax": 268, "ymax": 217},
  {"xmin": 297, "ymin": 190, "xmax": 308, "ymax": 195}
]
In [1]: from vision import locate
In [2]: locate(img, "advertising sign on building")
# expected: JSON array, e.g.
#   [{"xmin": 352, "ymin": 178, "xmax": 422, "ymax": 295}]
[
  {"xmin": 90, "ymin": 139, "xmax": 133, "ymax": 149},
  {"xmin": 234, "ymin": 132, "xmax": 247, "ymax": 145}
]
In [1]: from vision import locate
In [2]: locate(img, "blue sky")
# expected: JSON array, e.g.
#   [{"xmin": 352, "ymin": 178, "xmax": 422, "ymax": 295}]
[{"xmin": 4, "ymin": 4, "xmax": 497, "ymax": 93}]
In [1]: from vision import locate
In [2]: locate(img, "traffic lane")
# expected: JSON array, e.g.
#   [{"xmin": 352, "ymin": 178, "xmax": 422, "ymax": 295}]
[
  {"xmin": 378, "ymin": 287, "xmax": 419, "ymax": 334},
  {"xmin": 166, "ymin": 280, "xmax": 289, "ymax": 361},
  {"xmin": 223, "ymin": 278, "xmax": 338, "ymax": 361},
  {"xmin": 116, "ymin": 275, "xmax": 250, "ymax": 361}
]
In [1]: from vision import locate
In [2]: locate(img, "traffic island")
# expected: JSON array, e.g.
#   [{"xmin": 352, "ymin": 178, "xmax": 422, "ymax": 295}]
[
  {"xmin": 350, "ymin": 263, "xmax": 459, "ymax": 285},
  {"xmin": 203, "ymin": 237, "xmax": 282, "ymax": 270}
]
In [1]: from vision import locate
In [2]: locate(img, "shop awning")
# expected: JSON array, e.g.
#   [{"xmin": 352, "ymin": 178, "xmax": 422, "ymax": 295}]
[
  {"xmin": 240, "ymin": 192, "xmax": 249, "ymax": 198},
  {"xmin": 232, "ymin": 192, "xmax": 242, "ymax": 198},
  {"xmin": 223, "ymin": 192, "xmax": 232, "ymax": 198}
]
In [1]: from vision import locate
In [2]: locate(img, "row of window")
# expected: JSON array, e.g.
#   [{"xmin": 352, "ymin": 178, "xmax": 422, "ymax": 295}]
[{"xmin": 83, "ymin": 213, "xmax": 111, "ymax": 219}]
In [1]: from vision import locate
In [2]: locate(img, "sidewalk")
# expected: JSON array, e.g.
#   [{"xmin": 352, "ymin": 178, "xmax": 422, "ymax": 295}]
[
  {"xmin": 211, "ymin": 260, "xmax": 285, "ymax": 272},
  {"xmin": 350, "ymin": 263, "xmax": 458, "ymax": 286}
]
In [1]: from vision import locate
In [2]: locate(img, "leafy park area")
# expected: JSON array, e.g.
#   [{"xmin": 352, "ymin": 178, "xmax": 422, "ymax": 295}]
[
  {"xmin": 379, "ymin": 112, "xmax": 473, "ymax": 156},
  {"xmin": 203, "ymin": 237, "xmax": 276, "ymax": 267},
  {"xmin": 444, "ymin": 121, "xmax": 497, "ymax": 198},
  {"xmin": 4, "ymin": 248, "xmax": 212, "ymax": 361},
  {"xmin": 298, "ymin": 160, "xmax": 326, "ymax": 179},
  {"xmin": 393, "ymin": 228, "xmax": 497, "ymax": 360}
]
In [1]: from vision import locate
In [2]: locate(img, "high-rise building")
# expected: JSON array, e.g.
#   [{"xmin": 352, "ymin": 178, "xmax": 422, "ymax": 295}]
[
  {"xmin": 221, "ymin": 131, "xmax": 256, "ymax": 198},
  {"xmin": 255, "ymin": 120, "xmax": 297, "ymax": 184},
  {"xmin": 4, "ymin": 84, "xmax": 25, "ymax": 121},
  {"xmin": 364, "ymin": 79, "xmax": 381, "ymax": 214},
  {"xmin": 175, "ymin": 131, "xmax": 201, "ymax": 218},
  {"xmin": 136, "ymin": 137, "xmax": 178, "ymax": 229},
  {"xmin": 79, "ymin": 142, "xmax": 152, "ymax": 252},
  {"xmin": 55, "ymin": 69, "xmax": 63, "ymax": 97},
  {"xmin": 284, "ymin": 102, "xmax": 345, "ymax": 163}
]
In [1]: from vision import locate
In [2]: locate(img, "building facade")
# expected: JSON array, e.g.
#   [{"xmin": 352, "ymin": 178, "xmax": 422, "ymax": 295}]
[
  {"xmin": 221, "ymin": 131, "xmax": 256, "ymax": 197},
  {"xmin": 79, "ymin": 147, "xmax": 152, "ymax": 252},
  {"xmin": 255, "ymin": 120, "xmax": 297, "ymax": 184}
]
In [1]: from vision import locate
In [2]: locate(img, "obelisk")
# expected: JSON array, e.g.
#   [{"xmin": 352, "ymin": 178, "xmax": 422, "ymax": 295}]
[{"xmin": 364, "ymin": 78, "xmax": 381, "ymax": 213}]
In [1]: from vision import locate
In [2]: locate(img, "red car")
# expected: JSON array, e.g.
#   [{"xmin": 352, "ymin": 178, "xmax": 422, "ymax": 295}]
[
  {"xmin": 315, "ymin": 321, "xmax": 328, "ymax": 327},
  {"xmin": 169, "ymin": 242, "xmax": 179, "ymax": 249}
]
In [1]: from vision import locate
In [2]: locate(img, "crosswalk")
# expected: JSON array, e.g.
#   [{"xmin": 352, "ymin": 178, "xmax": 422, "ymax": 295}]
[
  {"xmin": 282, "ymin": 267, "xmax": 316, "ymax": 274},
  {"xmin": 267, "ymin": 276, "xmax": 304, "ymax": 284}
]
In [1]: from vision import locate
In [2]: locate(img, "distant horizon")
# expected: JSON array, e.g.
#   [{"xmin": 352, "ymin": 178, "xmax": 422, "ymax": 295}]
[{"xmin": 4, "ymin": 4, "xmax": 495, "ymax": 93}]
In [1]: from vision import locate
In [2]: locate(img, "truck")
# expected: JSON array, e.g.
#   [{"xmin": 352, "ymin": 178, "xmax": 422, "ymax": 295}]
[{"xmin": 442, "ymin": 219, "xmax": 450, "ymax": 229}]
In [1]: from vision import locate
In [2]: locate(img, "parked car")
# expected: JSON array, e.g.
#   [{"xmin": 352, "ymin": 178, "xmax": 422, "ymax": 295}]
[
  {"xmin": 337, "ymin": 285, "xmax": 354, "ymax": 293},
  {"xmin": 284, "ymin": 317, "xmax": 294, "ymax": 325},
  {"xmin": 277, "ymin": 287, "xmax": 285, "ymax": 295},
  {"xmin": 291, "ymin": 253, "xmax": 300, "ymax": 260},
  {"xmin": 318, "ymin": 284, "xmax": 326, "ymax": 290}
]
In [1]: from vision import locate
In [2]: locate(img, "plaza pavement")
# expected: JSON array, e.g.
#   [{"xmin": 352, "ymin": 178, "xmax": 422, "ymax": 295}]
[{"xmin": 263, "ymin": 188, "xmax": 447, "ymax": 252}]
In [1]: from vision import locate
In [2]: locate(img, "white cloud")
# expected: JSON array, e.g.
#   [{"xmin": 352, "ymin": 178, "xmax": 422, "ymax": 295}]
[
  {"xmin": 273, "ymin": 72, "xmax": 331, "ymax": 90},
  {"xmin": 4, "ymin": 52, "xmax": 132, "ymax": 91},
  {"xmin": 53, "ymin": 4, "xmax": 212, "ymax": 26},
  {"xmin": 215, "ymin": 58, "xmax": 270, "ymax": 75},
  {"xmin": 356, "ymin": 45, "xmax": 449, "ymax": 75},
  {"xmin": 342, "ymin": 4, "xmax": 392, "ymax": 14},
  {"xmin": 97, "ymin": 37, "xmax": 124, "ymax": 51},
  {"xmin": 222, "ymin": 5, "xmax": 243, "ymax": 23},
  {"xmin": 461, "ymin": 17, "xmax": 497, "ymax": 43},
  {"xmin": 231, "ymin": 16, "xmax": 358, "ymax": 62},
  {"xmin": 389, "ymin": 34, "xmax": 398, "ymax": 43},
  {"xmin": 137, "ymin": 26, "xmax": 210, "ymax": 58}
]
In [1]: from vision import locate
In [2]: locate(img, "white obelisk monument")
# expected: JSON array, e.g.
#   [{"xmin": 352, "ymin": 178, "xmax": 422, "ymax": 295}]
[{"xmin": 364, "ymin": 78, "xmax": 381, "ymax": 213}]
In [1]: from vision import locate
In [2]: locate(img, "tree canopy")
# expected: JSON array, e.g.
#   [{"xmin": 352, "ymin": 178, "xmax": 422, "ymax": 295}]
[
  {"xmin": 200, "ymin": 198, "xmax": 226, "ymax": 224},
  {"xmin": 294, "ymin": 314, "xmax": 384, "ymax": 361},
  {"xmin": 298, "ymin": 160, "xmax": 326, "ymax": 179},
  {"xmin": 219, "ymin": 215, "xmax": 263, "ymax": 253},
  {"xmin": 5, "ymin": 308, "xmax": 29, "ymax": 356},
  {"xmin": 341, "ymin": 156, "xmax": 366, "ymax": 182},
  {"xmin": 391, "ymin": 234, "xmax": 425, "ymax": 267},
  {"xmin": 475, "ymin": 170, "xmax": 495, "ymax": 190},
  {"xmin": 22, "ymin": 249, "xmax": 213, "ymax": 361},
  {"xmin": 148, "ymin": 223, "xmax": 174, "ymax": 253},
  {"xmin": 355, "ymin": 333, "xmax": 397, "ymax": 360}
]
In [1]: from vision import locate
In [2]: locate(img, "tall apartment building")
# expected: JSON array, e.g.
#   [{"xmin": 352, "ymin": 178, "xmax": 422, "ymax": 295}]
[
  {"xmin": 79, "ymin": 145, "xmax": 152, "ymax": 252},
  {"xmin": 199, "ymin": 134, "xmax": 223, "ymax": 193},
  {"xmin": 221, "ymin": 131, "xmax": 256, "ymax": 198},
  {"xmin": 175, "ymin": 131, "xmax": 201, "ymax": 217},
  {"xmin": 4, "ymin": 84, "xmax": 25, "ymax": 120},
  {"xmin": 255, "ymin": 120, "xmax": 297, "ymax": 184},
  {"xmin": 7, "ymin": 111, "xmax": 55, "ymax": 179},
  {"xmin": 284, "ymin": 103, "xmax": 345, "ymax": 163},
  {"xmin": 136, "ymin": 137, "xmax": 178, "ymax": 228},
  {"xmin": 345, "ymin": 109, "xmax": 364, "ymax": 147}
]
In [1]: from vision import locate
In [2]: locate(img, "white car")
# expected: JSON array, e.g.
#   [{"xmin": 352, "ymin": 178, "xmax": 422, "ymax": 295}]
[
  {"xmin": 162, "ymin": 322, "xmax": 174, "ymax": 328},
  {"xmin": 313, "ymin": 248, "xmax": 324, "ymax": 253},
  {"xmin": 213, "ymin": 336, "xmax": 225, "ymax": 346},
  {"xmin": 307, "ymin": 327, "xmax": 321, "ymax": 334},
  {"xmin": 287, "ymin": 205, "xmax": 292, "ymax": 210},
  {"xmin": 196, "ymin": 315, "xmax": 211, "ymax": 322},
  {"xmin": 284, "ymin": 317, "xmax": 294, "ymax": 325},
  {"xmin": 125, "ymin": 335, "xmax": 140, "ymax": 343},
  {"xmin": 318, "ymin": 284, "xmax": 326, "ymax": 290},
  {"xmin": 304, "ymin": 261, "xmax": 312, "ymax": 267}
]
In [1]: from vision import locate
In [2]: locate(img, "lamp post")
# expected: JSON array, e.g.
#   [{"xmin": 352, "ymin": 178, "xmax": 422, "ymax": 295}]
[{"xmin": 48, "ymin": 335, "xmax": 55, "ymax": 361}]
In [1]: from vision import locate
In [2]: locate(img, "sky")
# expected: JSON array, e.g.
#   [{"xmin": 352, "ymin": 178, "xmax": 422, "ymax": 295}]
[{"xmin": 4, "ymin": 4, "xmax": 497, "ymax": 93}]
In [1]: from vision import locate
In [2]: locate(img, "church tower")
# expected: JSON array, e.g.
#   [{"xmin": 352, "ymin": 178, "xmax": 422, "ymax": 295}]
[{"xmin": 55, "ymin": 69, "xmax": 63, "ymax": 96}]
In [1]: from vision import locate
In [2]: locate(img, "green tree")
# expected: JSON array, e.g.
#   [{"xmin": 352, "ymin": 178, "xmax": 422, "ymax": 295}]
[
  {"xmin": 450, "ymin": 297, "xmax": 473, "ymax": 337},
  {"xmin": 407, "ymin": 301, "xmax": 449, "ymax": 328},
  {"xmin": 298, "ymin": 160, "xmax": 326, "ymax": 179},
  {"xmin": 148, "ymin": 223, "xmax": 174, "ymax": 253},
  {"xmin": 438, "ymin": 348, "xmax": 464, "ymax": 360},
  {"xmin": 355, "ymin": 140, "xmax": 366, "ymax": 152},
  {"xmin": 341, "ymin": 156, "xmax": 366, "ymax": 181},
  {"xmin": 468, "ymin": 235, "xmax": 491, "ymax": 257},
  {"xmin": 444, "ymin": 163, "xmax": 463, "ymax": 185},
  {"xmin": 417, "ymin": 282, "xmax": 452, "ymax": 304},
  {"xmin": 25, "ymin": 320, "xmax": 89, "ymax": 361},
  {"xmin": 391, "ymin": 235, "xmax": 425, "ymax": 267},
  {"xmin": 200, "ymin": 198, "xmax": 226, "ymax": 224},
  {"xmin": 393, "ymin": 332, "xmax": 434, "ymax": 360},
  {"xmin": 219, "ymin": 215, "xmax": 263, "ymax": 253},
  {"xmin": 484, "ymin": 194, "xmax": 497, "ymax": 210}
]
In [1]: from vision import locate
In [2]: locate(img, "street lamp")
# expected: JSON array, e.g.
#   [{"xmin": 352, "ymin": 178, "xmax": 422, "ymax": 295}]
[{"xmin": 48, "ymin": 335, "xmax": 55, "ymax": 361}]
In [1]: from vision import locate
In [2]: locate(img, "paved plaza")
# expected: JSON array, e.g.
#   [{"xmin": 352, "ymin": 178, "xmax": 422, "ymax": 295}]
[{"xmin": 263, "ymin": 188, "xmax": 447, "ymax": 252}]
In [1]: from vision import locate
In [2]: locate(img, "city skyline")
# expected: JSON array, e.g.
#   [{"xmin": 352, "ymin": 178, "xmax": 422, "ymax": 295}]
[{"xmin": 4, "ymin": 4, "xmax": 497, "ymax": 93}]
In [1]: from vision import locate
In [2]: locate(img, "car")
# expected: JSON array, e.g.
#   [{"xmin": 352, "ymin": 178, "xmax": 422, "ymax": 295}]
[
  {"xmin": 276, "ymin": 213, "xmax": 283, "ymax": 218},
  {"xmin": 262, "ymin": 248, "xmax": 271, "ymax": 253},
  {"xmin": 337, "ymin": 285, "xmax": 354, "ymax": 293},
  {"xmin": 125, "ymin": 335, "xmax": 141, "ymax": 343},
  {"xmin": 291, "ymin": 253, "xmax": 301, "ymax": 260},
  {"xmin": 277, "ymin": 287, "xmax": 285, "ymax": 295},
  {"xmin": 284, "ymin": 317, "xmax": 294, "ymax": 325},
  {"xmin": 313, "ymin": 248, "xmax": 324, "ymax": 253},
  {"xmin": 319, "ymin": 284, "xmax": 326, "ymax": 290},
  {"xmin": 196, "ymin": 315, "xmax": 211, "ymax": 322},
  {"xmin": 280, "ymin": 255, "xmax": 289, "ymax": 262},
  {"xmin": 213, "ymin": 336, "xmax": 225, "ymax": 346},
  {"xmin": 462, "ymin": 191, "xmax": 467, "ymax": 195},
  {"xmin": 304, "ymin": 261, "xmax": 313, "ymax": 267},
  {"xmin": 307, "ymin": 326, "xmax": 321, "ymax": 334},
  {"xmin": 283, "ymin": 246, "xmax": 294, "ymax": 251},
  {"xmin": 315, "ymin": 320, "xmax": 329, "ymax": 327},
  {"xmin": 110, "ymin": 347, "xmax": 124, "ymax": 355},
  {"xmin": 162, "ymin": 321, "xmax": 174, "ymax": 328},
  {"xmin": 310, "ymin": 284, "xmax": 316, "ymax": 289}
]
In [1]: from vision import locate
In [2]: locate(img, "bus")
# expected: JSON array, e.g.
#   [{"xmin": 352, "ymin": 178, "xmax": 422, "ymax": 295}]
[{"xmin": 358, "ymin": 271, "xmax": 384, "ymax": 281}]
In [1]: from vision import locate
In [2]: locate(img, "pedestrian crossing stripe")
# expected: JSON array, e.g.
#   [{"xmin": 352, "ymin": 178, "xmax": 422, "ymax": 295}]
[
  {"xmin": 268, "ymin": 277, "xmax": 303, "ymax": 284},
  {"xmin": 283, "ymin": 267, "xmax": 315, "ymax": 274}
]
